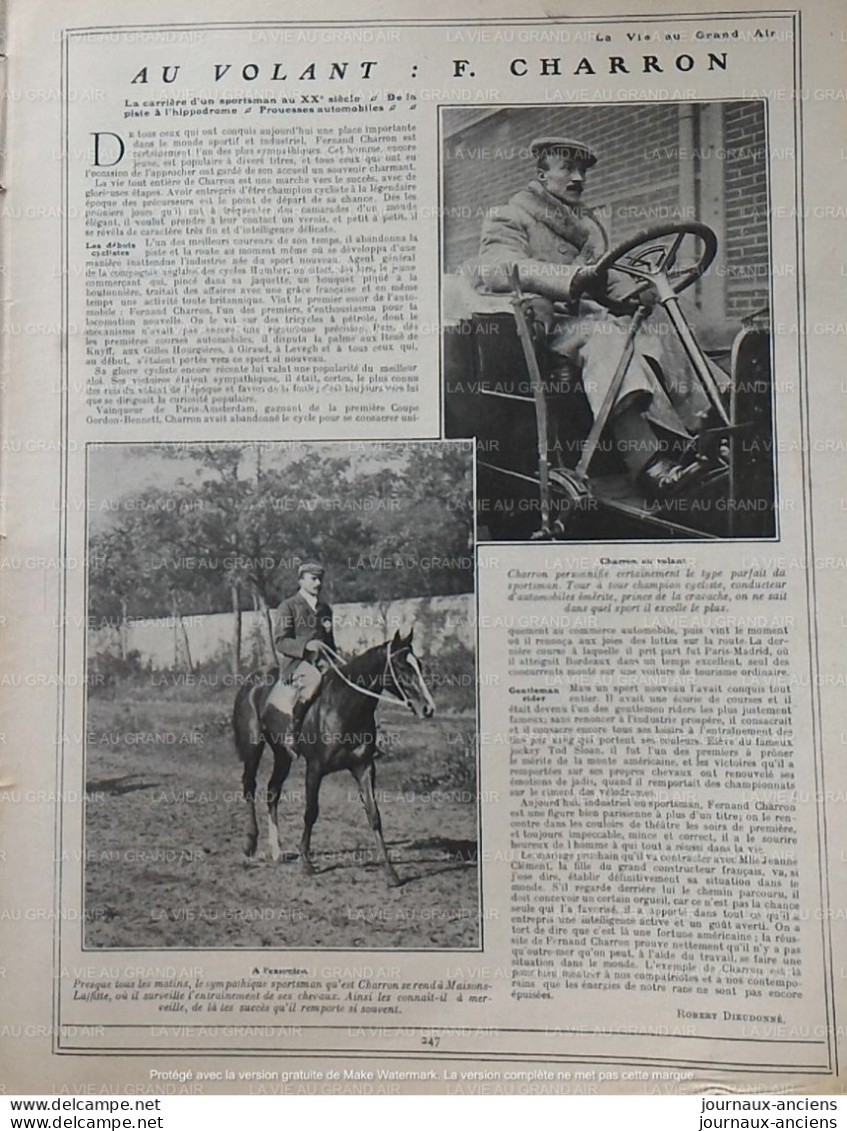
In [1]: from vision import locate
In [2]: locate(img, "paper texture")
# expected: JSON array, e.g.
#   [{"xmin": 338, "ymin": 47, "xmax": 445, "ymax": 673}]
[{"xmin": 1, "ymin": 0, "xmax": 846, "ymax": 1096}]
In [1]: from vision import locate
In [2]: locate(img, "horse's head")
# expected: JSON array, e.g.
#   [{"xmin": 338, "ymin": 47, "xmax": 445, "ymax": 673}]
[{"xmin": 385, "ymin": 629, "xmax": 435, "ymax": 719}]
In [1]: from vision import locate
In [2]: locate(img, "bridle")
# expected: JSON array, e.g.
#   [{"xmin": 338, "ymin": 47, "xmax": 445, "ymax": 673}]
[{"xmin": 316, "ymin": 640, "xmax": 418, "ymax": 710}]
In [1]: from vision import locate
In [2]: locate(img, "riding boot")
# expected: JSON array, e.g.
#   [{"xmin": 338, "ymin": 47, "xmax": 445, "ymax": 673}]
[
  {"xmin": 547, "ymin": 364, "xmax": 590, "ymax": 469},
  {"xmin": 292, "ymin": 697, "xmax": 309, "ymax": 736}
]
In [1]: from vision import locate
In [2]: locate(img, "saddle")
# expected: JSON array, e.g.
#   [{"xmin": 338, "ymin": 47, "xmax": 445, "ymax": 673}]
[{"xmin": 265, "ymin": 677, "xmax": 298, "ymax": 718}]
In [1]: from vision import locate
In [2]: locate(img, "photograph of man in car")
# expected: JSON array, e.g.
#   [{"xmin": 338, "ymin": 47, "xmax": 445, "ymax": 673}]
[{"xmin": 463, "ymin": 136, "xmax": 727, "ymax": 500}]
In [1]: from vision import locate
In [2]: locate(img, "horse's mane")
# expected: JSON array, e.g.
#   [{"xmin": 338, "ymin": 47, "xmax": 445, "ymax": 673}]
[{"xmin": 324, "ymin": 639, "xmax": 388, "ymax": 687}]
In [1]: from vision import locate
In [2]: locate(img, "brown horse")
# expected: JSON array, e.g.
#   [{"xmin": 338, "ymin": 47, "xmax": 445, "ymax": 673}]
[{"xmin": 233, "ymin": 629, "xmax": 435, "ymax": 886}]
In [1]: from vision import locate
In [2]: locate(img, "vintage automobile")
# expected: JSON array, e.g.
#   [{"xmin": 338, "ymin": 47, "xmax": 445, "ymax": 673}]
[{"xmin": 443, "ymin": 222, "xmax": 774, "ymax": 542}]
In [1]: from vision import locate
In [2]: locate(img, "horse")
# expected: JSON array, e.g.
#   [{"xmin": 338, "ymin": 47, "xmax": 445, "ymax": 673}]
[{"xmin": 232, "ymin": 629, "xmax": 436, "ymax": 887}]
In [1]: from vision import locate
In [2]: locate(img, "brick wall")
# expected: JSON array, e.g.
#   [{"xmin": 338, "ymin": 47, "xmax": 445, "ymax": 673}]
[{"xmin": 722, "ymin": 101, "xmax": 770, "ymax": 319}]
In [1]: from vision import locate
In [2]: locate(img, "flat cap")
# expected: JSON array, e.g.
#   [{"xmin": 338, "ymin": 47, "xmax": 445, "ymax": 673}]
[
  {"xmin": 530, "ymin": 137, "xmax": 598, "ymax": 167},
  {"xmin": 298, "ymin": 561, "xmax": 326, "ymax": 577}
]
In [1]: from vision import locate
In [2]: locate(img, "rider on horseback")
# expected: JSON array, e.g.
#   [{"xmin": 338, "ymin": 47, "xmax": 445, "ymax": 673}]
[{"xmin": 273, "ymin": 561, "xmax": 337, "ymax": 738}]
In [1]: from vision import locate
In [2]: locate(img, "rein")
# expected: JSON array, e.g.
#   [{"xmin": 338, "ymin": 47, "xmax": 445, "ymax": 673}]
[{"xmin": 316, "ymin": 642, "xmax": 414, "ymax": 710}]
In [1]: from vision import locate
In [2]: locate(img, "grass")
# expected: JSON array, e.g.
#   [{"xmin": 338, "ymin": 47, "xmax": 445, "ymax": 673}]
[{"xmin": 83, "ymin": 686, "xmax": 479, "ymax": 949}]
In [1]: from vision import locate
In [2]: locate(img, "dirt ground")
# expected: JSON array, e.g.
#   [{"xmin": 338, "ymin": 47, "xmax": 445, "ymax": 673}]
[{"xmin": 83, "ymin": 692, "xmax": 479, "ymax": 951}]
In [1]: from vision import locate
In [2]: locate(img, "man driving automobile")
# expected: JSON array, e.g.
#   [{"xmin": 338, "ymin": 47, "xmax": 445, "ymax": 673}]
[{"xmin": 467, "ymin": 136, "xmax": 716, "ymax": 497}]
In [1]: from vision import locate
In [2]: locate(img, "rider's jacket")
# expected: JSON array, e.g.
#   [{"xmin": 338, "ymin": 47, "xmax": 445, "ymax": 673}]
[
  {"xmin": 468, "ymin": 180, "xmax": 608, "ymax": 293},
  {"xmin": 274, "ymin": 593, "xmax": 336, "ymax": 680}
]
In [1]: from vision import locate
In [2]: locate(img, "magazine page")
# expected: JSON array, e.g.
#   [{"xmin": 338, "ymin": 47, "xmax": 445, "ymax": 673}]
[{"xmin": 1, "ymin": 0, "xmax": 845, "ymax": 1097}]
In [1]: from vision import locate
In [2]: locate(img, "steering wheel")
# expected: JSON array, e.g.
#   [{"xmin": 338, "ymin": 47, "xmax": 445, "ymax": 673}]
[{"xmin": 578, "ymin": 221, "xmax": 718, "ymax": 315}]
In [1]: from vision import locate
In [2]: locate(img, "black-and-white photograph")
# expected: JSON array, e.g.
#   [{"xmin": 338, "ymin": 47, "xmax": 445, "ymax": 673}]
[
  {"xmin": 441, "ymin": 102, "xmax": 775, "ymax": 542},
  {"xmin": 83, "ymin": 440, "xmax": 479, "ymax": 949}
]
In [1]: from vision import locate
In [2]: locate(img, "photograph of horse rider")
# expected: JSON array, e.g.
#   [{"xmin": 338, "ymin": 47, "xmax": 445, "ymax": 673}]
[
  {"xmin": 465, "ymin": 136, "xmax": 728, "ymax": 498},
  {"xmin": 273, "ymin": 561, "xmax": 337, "ymax": 736}
]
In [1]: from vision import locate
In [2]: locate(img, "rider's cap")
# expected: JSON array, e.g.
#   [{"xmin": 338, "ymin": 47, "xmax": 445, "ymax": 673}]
[
  {"xmin": 298, "ymin": 561, "xmax": 326, "ymax": 577},
  {"xmin": 530, "ymin": 137, "xmax": 597, "ymax": 168}
]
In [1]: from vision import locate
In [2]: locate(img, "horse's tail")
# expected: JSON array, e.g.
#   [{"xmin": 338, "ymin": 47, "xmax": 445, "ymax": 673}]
[{"xmin": 233, "ymin": 665, "xmax": 279, "ymax": 762}]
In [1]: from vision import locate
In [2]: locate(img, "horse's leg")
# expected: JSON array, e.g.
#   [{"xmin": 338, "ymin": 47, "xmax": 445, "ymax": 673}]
[
  {"xmin": 266, "ymin": 741, "xmax": 294, "ymax": 863},
  {"xmin": 241, "ymin": 743, "xmax": 263, "ymax": 858},
  {"xmin": 299, "ymin": 763, "xmax": 323, "ymax": 876},
  {"xmin": 350, "ymin": 760, "xmax": 401, "ymax": 888},
  {"xmin": 235, "ymin": 676, "xmax": 271, "ymax": 859}
]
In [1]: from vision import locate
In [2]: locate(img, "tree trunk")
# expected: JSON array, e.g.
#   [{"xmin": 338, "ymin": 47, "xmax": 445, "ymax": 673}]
[
  {"xmin": 181, "ymin": 617, "xmax": 194, "ymax": 672},
  {"xmin": 170, "ymin": 594, "xmax": 193, "ymax": 673},
  {"xmin": 231, "ymin": 583, "xmax": 241, "ymax": 676},
  {"xmin": 172, "ymin": 594, "xmax": 180, "ymax": 669},
  {"xmin": 257, "ymin": 591, "xmax": 276, "ymax": 664},
  {"xmin": 378, "ymin": 599, "xmax": 393, "ymax": 638},
  {"xmin": 119, "ymin": 597, "xmax": 128, "ymax": 661}
]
